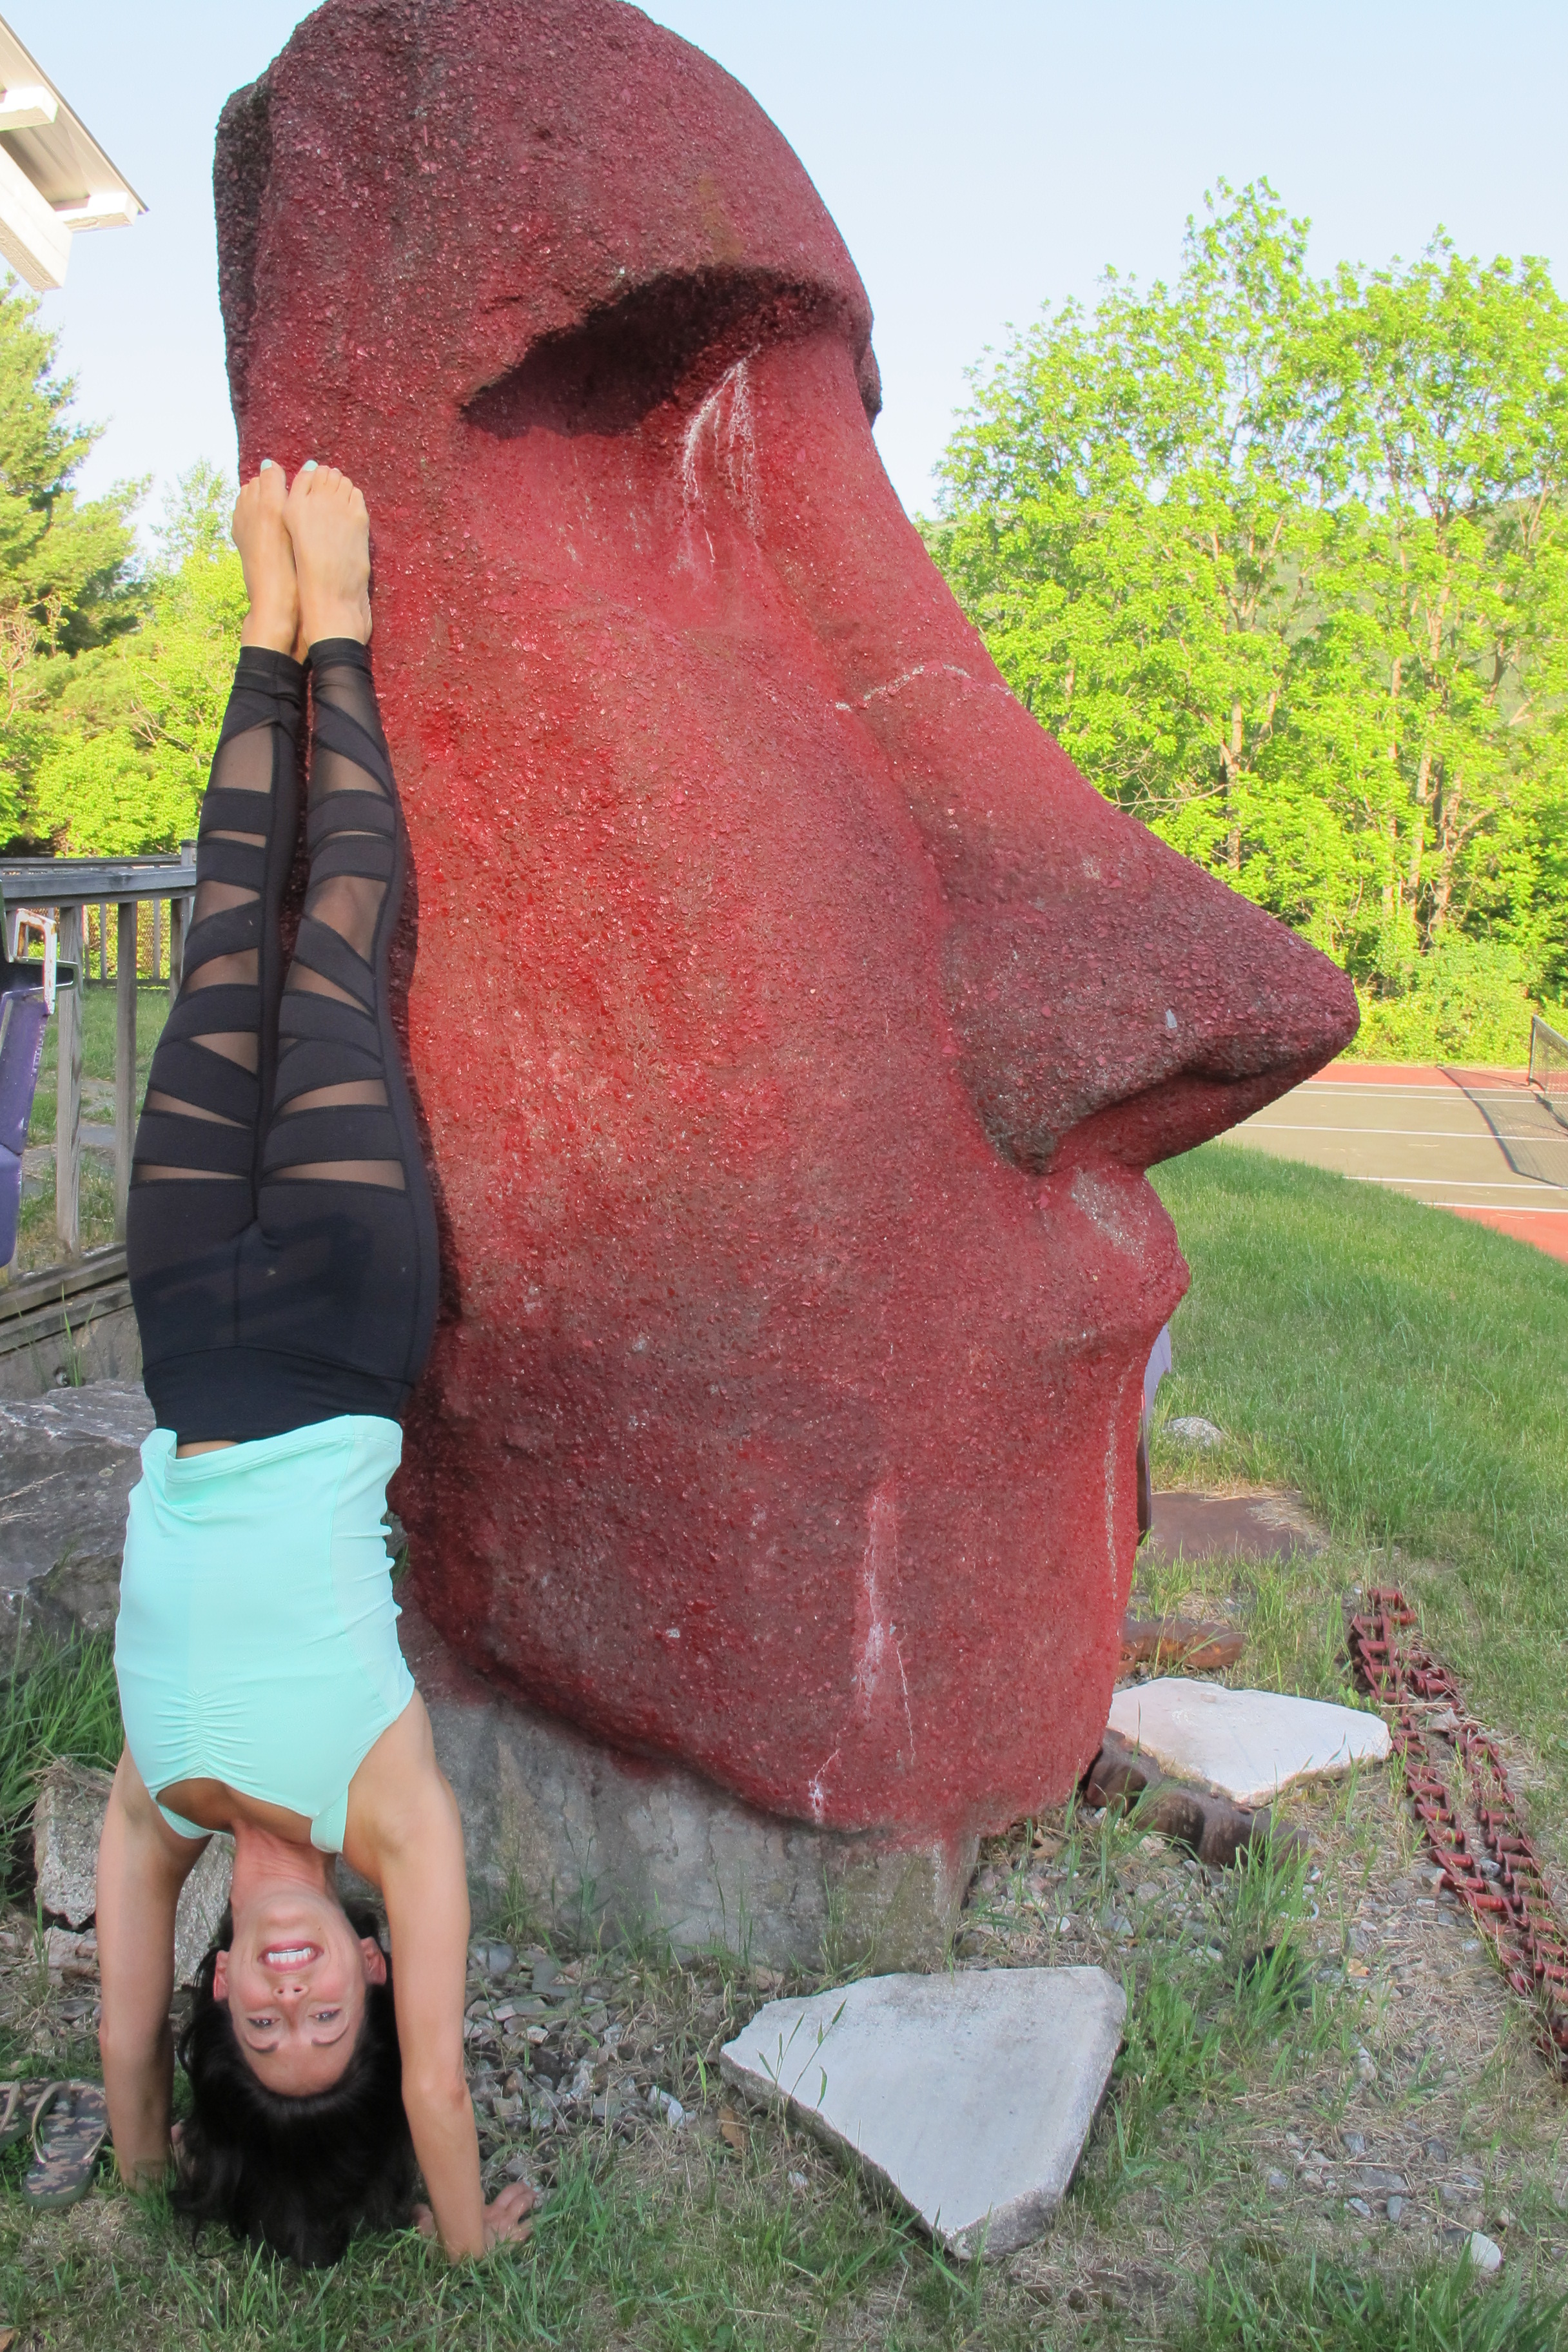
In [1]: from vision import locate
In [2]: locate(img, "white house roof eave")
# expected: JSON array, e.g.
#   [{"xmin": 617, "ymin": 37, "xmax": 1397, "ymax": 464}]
[{"xmin": 0, "ymin": 11, "xmax": 144, "ymax": 291}]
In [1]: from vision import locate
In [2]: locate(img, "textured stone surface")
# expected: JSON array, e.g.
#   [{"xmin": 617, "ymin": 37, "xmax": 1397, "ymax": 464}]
[
  {"xmin": 0, "ymin": 1382, "xmax": 152, "ymax": 1607},
  {"xmin": 721, "ymin": 1966, "xmax": 1124, "ymax": 2255},
  {"xmin": 32, "ymin": 1759, "xmax": 234, "ymax": 1986},
  {"xmin": 216, "ymin": 0, "xmax": 1357, "ymax": 1854},
  {"xmin": 1106, "ymin": 1679, "xmax": 1391, "ymax": 1807},
  {"xmin": 33, "ymin": 1761, "xmax": 112, "ymax": 1927},
  {"xmin": 403, "ymin": 1602, "xmax": 973, "ymax": 1970}
]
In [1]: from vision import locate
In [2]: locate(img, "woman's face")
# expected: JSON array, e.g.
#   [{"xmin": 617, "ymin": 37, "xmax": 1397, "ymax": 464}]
[{"xmin": 213, "ymin": 1888, "xmax": 386, "ymax": 2095}]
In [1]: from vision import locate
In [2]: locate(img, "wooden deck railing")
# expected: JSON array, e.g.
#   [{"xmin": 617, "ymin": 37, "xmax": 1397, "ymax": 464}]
[{"xmin": 2, "ymin": 850, "xmax": 197, "ymax": 1266}]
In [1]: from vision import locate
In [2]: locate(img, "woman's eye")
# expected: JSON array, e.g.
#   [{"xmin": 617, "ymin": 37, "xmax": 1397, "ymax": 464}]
[{"xmin": 313, "ymin": 2009, "xmax": 340, "ymax": 2024}]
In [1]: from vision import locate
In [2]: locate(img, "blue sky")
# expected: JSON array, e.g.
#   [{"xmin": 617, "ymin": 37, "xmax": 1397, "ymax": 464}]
[{"xmin": 18, "ymin": 0, "xmax": 1568, "ymax": 534}]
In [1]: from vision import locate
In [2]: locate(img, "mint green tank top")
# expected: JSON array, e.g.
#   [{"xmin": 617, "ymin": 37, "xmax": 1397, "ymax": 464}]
[{"xmin": 115, "ymin": 1416, "xmax": 415, "ymax": 1853}]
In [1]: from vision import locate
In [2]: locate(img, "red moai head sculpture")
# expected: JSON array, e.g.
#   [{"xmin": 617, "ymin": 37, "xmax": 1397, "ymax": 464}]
[{"xmin": 216, "ymin": 0, "xmax": 1355, "ymax": 1855}]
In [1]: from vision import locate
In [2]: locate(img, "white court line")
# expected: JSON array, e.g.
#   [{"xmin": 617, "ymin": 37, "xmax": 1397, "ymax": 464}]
[
  {"xmin": 1243, "ymin": 1123, "xmax": 1541, "ymax": 1140},
  {"xmin": 1358, "ymin": 1177, "xmax": 1556, "ymax": 1191}
]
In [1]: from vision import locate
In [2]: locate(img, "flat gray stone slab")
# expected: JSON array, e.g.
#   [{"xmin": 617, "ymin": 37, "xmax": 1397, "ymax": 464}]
[
  {"xmin": 0, "ymin": 1379, "xmax": 152, "ymax": 1597},
  {"xmin": 1106, "ymin": 1678, "xmax": 1389, "ymax": 1807},
  {"xmin": 721, "ymin": 1966, "xmax": 1124, "ymax": 2257}
]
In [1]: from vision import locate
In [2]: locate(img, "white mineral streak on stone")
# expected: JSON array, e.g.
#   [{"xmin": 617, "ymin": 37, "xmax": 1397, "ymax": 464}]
[
  {"xmin": 852, "ymin": 1478, "xmax": 914, "ymax": 1763},
  {"xmin": 1104, "ymin": 1367, "xmax": 1130, "ymax": 1594},
  {"xmin": 679, "ymin": 355, "xmax": 759, "ymax": 564},
  {"xmin": 1069, "ymin": 1168, "xmax": 1140, "ymax": 1256},
  {"xmin": 806, "ymin": 1749, "xmax": 840, "ymax": 1825},
  {"xmin": 722, "ymin": 1967, "xmax": 1125, "ymax": 2257},
  {"xmin": 1106, "ymin": 1679, "xmax": 1391, "ymax": 1808}
]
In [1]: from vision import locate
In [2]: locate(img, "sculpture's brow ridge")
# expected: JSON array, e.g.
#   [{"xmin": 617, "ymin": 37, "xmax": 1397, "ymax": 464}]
[{"xmin": 464, "ymin": 264, "xmax": 874, "ymax": 439}]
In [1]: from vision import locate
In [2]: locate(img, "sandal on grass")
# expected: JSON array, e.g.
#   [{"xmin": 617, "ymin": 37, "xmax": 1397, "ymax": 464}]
[
  {"xmin": 24, "ymin": 2082, "xmax": 110, "ymax": 2208},
  {"xmin": 0, "ymin": 2080, "xmax": 50, "ymax": 2153}
]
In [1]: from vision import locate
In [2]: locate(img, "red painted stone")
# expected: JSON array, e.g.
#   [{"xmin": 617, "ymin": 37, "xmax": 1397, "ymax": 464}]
[{"xmin": 216, "ymin": 0, "xmax": 1356, "ymax": 1851}]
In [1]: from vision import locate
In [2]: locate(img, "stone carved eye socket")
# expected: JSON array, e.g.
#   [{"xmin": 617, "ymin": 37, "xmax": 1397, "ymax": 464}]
[{"xmin": 464, "ymin": 265, "xmax": 875, "ymax": 440}]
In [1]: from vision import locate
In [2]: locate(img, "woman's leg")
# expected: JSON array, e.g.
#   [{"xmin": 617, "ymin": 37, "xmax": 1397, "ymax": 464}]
[
  {"xmin": 250, "ymin": 632, "xmax": 440, "ymax": 1400},
  {"xmin": 124, "ymin": 645, "xmax": 304, "ymax": 1391}
]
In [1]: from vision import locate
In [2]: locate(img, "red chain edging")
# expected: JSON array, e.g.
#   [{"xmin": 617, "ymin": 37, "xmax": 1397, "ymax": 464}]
[{"xmin": 1346, "ymin": 1587, "xmax": 1568, "ymax": 2076}]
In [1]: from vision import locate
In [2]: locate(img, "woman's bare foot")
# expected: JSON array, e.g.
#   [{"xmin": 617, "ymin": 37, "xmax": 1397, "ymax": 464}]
[
  {"xmin": 233, "ymin": 462, "xmax": 299, "ymax": 655},
  {"xmin": 286, "ymin": 462, "xmax": 373, "ymax": 650}
]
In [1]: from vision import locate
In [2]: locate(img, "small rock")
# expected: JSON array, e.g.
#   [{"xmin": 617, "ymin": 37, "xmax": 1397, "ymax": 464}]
[
  {"xmin": 788, "ymin": 2170, "xmax": 808, "ymax": 2191},
  {"xmin": 1165, "ymin": 1416, "xmax": 1226, "ymax": 1449},
  {"xmin": 1386, "ymin": 2196, "xmax": 1405, "ymax": 2222},
  {"xmin": 1440, "ymin": 2184, "xmax": 1465, "ymax": 2211},
  {"xmin": 43, "ymin": 1924, "xmax": 91, "ymax": 1971},
  {"xmin": 648, "ymin": 2087, "xmax": 687, "ymax": 2128},
  {"xmin": 1356, "ymin": 2166, "xmax": 1407, "ymax": 2193},
  {"xmin": 1135, "ymin": 1882, "xmax": 1161, "ymax": 1904},
  {"xmin": 1355, "ymin": 2046, "xmax": 1377, "ymax": 2083},
  {"xmin": 1340, "ymin": 2131, "xmax": 1366, "ymax": 2156},
  {"xmin": 173, "ymin": 1834, "xmax": 235, "ymax": 1988},
  {"xmin": 1266, "ymin": 2170, "xmax": 1288, "ymax": 2195},
  {"xmin": 1346, "ymin": 2197, "xmax": 1372, "ymax": 2219},
  {"xmin": 34, "ymin": 1761, "xmax": 113, "ymax": 1927},
  {"xmin": 1106, "ymin": 1680, "xmax": 1389, "ymax": 1808},
  {"xmin": 721, "ymin": 1965, "xmax": 1125, "ymax": 2259},
  {"xmin": 1426, "ymin": 2139, "xmax": 1447, "ymax": 2162},
  {"xmin": 1467, "ymin": 2231, "xmax": 1503, "ymax": 2275},
  {"xmin": 469, "ymin": 1939, "xmax": 514, "ymax": 1977},
  {"xmin": 33, "ymin": 1758, "xmax": 232, "ymax": 1986}
]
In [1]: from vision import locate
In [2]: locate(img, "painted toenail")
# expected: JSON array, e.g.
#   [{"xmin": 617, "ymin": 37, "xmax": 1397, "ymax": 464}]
[
  {"xmin": 302, "ymin": 460, "xmax": 318, "ymax": 472},
  {"xmin": 260, "ymin": 458, "xmax": 275, "ymax": 471}
]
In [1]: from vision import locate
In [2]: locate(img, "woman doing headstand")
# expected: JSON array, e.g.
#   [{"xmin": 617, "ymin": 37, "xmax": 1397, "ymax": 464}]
[{"xmin": 97, "ymin": 462, "xmax": 533, "ymax": 2265}]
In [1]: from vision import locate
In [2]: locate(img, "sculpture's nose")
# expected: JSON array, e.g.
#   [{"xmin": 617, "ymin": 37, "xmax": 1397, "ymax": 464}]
[
  {"xmin": 752, "ymin": 335, "xmax": 1358, "ymax": 1170},
  {"xmin": 936, "ymin": 769, "xmax": 1360, "ymax": 1175}
]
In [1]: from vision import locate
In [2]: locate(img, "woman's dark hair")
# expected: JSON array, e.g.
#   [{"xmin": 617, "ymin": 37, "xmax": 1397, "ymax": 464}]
[{"xmin": 173, "ymin": 1900, "xmax": 416, "ymax": 2267}]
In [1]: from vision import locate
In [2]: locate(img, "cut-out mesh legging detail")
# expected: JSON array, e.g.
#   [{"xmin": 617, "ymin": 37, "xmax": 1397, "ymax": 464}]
[{"xmin": 127, "ymin": 641, "xmax": 438, "ymax": 1444}]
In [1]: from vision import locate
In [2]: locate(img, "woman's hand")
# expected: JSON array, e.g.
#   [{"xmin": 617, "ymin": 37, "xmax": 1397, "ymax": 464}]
[{"xmin": 413, "ymin": 2179, "xmax": 536, "ymax": 2253}]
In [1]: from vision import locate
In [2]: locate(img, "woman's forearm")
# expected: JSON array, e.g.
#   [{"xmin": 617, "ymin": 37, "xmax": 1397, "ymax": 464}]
[
  {"xmin": 100, "ymin": 2015, "xmax": 174, "ymax": 2187},
  {"xmin": 404, "ymin": 2071, "xmax": 486, "ymax": 2256},
  {"xmin": 96, "ymin": 1760, "xmax": 188, "ymax": 2187}
]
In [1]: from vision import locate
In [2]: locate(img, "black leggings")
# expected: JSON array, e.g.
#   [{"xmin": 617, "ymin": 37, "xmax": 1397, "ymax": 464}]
[{"xmin": 126, "ymin": 641, "xmax": 438, "ymax": 1444}]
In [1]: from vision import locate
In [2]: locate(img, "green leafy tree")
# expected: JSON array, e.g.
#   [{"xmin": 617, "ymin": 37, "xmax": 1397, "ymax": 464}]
[
  {"xmin": 930, "ymin": 184, "xmax": 1568, "ymax": 1041},
  {"xmin": 0, "ymin": 281, "xmax": 141, "ymax": 835},
  {"xmin": 39, "ymin": 465, "xmax": 244, "ymax": 854}
]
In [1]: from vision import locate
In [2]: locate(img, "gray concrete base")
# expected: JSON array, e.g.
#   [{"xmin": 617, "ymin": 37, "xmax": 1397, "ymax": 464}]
[
  {"xmin": 0, "ymin": 1378, "xmax": 977, "ymax": 1974},
  {"xmin": 403, "ymin": 1603, "xmax": 978, "ymax": 1973}
]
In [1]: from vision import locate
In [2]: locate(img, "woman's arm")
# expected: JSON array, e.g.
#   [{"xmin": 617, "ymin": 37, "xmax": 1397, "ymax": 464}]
[
  {"xmin": 96, "ymin": 1750, "xmax": 208, "ymax": 2186},
  {"xmin": 353, "ymin": 1696, "xmax": 532, "ymax": 2258}
]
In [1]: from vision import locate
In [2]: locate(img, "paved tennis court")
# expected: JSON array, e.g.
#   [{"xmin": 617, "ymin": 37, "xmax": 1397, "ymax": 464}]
[{"xmin": 1228, "ymin": 1064, "xmax": 1568, "ymax": 1262}]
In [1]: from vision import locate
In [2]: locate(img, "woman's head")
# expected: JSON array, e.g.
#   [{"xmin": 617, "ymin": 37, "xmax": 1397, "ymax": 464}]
[
  {"xmin": 215, "ymin": 1879, "xmax": 386, "ymax": 2096},
  {"xmin": 175, "ymin": 1901, "xmax": 416, "ymax": 2267}
]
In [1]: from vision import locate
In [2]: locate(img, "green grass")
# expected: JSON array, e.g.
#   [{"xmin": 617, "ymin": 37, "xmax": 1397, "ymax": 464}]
[
  {"xmin": 1150, "ymin": 1141, "xmax": 1568, "ymax": 1825},
  {"xmin": 0, "ymin": 1636, "xmax": 121, "ymax": 1881},
  {"xmin": 1174, "ymin": 2256, "xmax": 1565, "ymax": 2352}
]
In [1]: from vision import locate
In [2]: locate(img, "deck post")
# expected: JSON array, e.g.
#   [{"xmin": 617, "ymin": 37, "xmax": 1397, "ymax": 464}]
[
  {"xmin": 55, "ymin": 905, "xmax": 83, "ymax": 1258},
  {"xmin": 114, "ymin": 899, "xmax": 137, "ymax": 1240},
  {"xmin": 168, "ymin": 896, "xmax": 186, "ymax": 1006}
]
